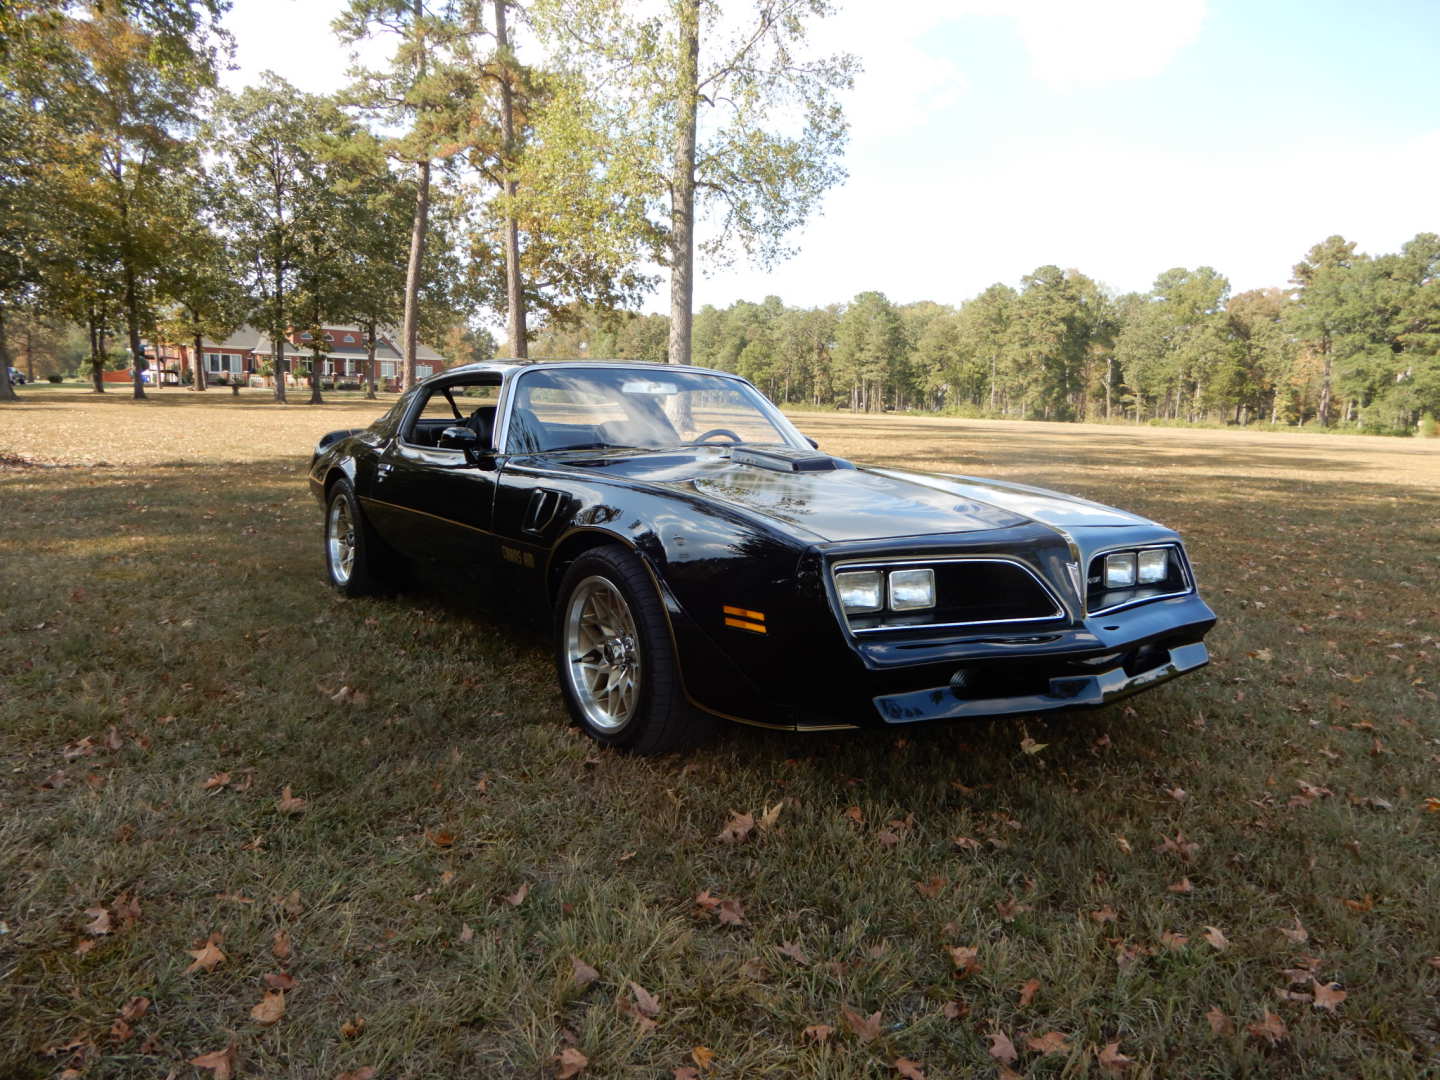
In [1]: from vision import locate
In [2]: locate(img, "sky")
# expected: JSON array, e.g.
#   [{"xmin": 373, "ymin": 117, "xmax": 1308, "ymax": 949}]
[{"xmin": 222, "ymin": 0, "xmax": 1440, "ymax": 315}]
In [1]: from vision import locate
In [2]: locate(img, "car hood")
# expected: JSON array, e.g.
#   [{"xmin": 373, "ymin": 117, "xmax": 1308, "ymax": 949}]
[{"xmin": 553, "ymin": 449, "xmax": 1151, "ymax": 542}]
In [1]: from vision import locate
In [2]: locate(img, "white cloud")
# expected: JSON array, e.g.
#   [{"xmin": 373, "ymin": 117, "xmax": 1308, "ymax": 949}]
[{"xmin": 999, "ymin": 0, "xmax": 1209, "ymax": 89}]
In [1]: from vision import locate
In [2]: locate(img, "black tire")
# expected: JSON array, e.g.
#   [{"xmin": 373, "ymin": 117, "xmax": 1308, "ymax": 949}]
[
  {"xmin": 323, "ymin": 478, "xmax": 384, "ymax": 596},
  {"xmin": 554, "ymin": 545, "xmax": 718, "ymax": 754}
]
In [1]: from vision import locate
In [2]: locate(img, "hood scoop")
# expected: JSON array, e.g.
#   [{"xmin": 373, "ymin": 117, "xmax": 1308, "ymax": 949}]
[{"xmin": 730, "ymin": 446, "xmax": 848, "ymax": 473}]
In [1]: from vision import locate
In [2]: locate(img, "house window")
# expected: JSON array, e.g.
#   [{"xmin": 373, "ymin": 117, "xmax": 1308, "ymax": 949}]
[
  {"xmin": 301, "ymin": 332, "xmax": 312, "ymax": 340},
  {"xmin": 344, "ymin": 334, "xmax": 355, "ymax": 343},
  {"xmin": 380, "ymin": 361, "xmax": 397, "ymax": 378},
  {"xmin": 206, "ymin": 352, "xmax": 237, "ymax": 374}
]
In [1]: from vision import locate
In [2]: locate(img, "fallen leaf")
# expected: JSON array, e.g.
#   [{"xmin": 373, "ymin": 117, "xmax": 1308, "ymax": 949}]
[
  {"xmin": 876, "ymin": 829, "xmax": 901, "ymax": 848},
  {"xmin": 1247, "ymin": 1010, "xmax": 1288, "ymax": 1045},
  {"xmin": 1167, "ymin": 786, "xmax": 1188, "ymax": 802},
  {"xmin": 1025, "ymin": 1031, "xmax": 1072, "ymax": 1055},
  {"xmin": 118, "ymin": 997, "xmax": 150, "ymax": 1023},
  {"xmin": 109, "ymin": 1017, "xmax": 133, "ymax": 1043},
  {"xmin": 941, "ymin": 1000, "xmax": 969, "ymax": 1019},
  {"xmin": 1114, "ymin": 834, "xmax": 1133, "ymax": 855},
  {"xmin": 84, "ymin": 907, "xmax": 112, "ymax": 936},
  {"xmin": 691, "ymin": 1045, "xmax": 715, "ymax": 1070},
  {"xmin": 1206, "ymin": 1006, "xmax": 1233, "ymax": 1035},
  {"xmin": 673, "ymin": 1069, "xmax": 700, "ymax": 1080},
  {"xmin": 272, "ymin": 929, "xmax": 292, "ymax": 961},
  {"xmin": 628, "ymin": 981, "xmax": 661, "ymax": 1018},
  {"xmin": 995, "ymin": 897, "xmax": 1030, "ymax": 921},
  {"xmin": 571, "ymin": 956, "xmax": 600, "ymax": 989},
  {"xmin": 758, "ymin": 801, "xmax": 784, "ymax": 830},
  {"xmin": 1159, "ymin": 931, "xmax": 1189, "ymax": 951},
  {"xmin": 340, "ymin": 1016, "xmax": 366, "ymax": 1039},
  {"xmin": 250, "ymin": 989, "xmax": 285, "ymax": 1026},
  {"xmin": 202, "ymin": 772, "xmax": 231, "ymax": 790},
  {"xmin": 1156, "ymin": 832, "xmax": 1199, "ymax": 861},
  {"xmin": 263, "ymin": 972, "xmax": 297, "ymax": 990},
  {"xmin": 1342, "ymin": 894, "xmax": 1374, "ymax": 913},
  {"xmin": 1311, "ymin": 978, "xmax": 1347, "ymax": 1011},
  {"xmin": 503, "ymin": 882, "xmax": 531, "ymax": 907},
  {"xmin": 185, "ymin": 934, "xmax": 226, "ymax": 974},
  {"xmin": 739, "ymin": 956, "xmax": 769, "ymax": 980},
  {"xmin": 191, "ymin": 1043, "xmax": 237, "ymax": 1079},
  {"xmin": 839, "ymin": 1006, "xmax": 882, "ymax": 1043},
  {"xmin": 335, "ymin": 1070, "xmax": 377, "ymax": 1080},
  {"xmin": 1097, "ymin": 1041, "xmax": 1134, "ymax": 1074},
  {"xmin": 103, "ymin": 726, "xmax": 124, "ymax": 751},
  {"xmin": 458, "ymin": 923, "xmax": 475, "ymax": 944},
  {"xmin": 1020, "ymin": 736, "xmax": 1047, "ymax": 755},
  {"xmin": 717, "ymin": 810, "xmax": 755, "ymax": 844},
  {"xmin": 948, "ymin": 945, "xmax": 981, "ymax": 977},
  {"xmin": 952, "ymin": 835, "xmax": 982, "ymax": 852},
  {"xmin": 555, "ymin": 1046, "xmax": 588, "ymax": 1078},
  {"xmin": 802, "ymin": 1024, "xmax": 833, "ymax": 1044},
  {"xmin": 1090, "ymin": 905, "xmax": 1118, "ymax": 924},
  {"xmin": 915, "ymin": 875, "xmax": 947, "ymax": 899},
  {"xmin": 276, "ymin": 786, "xmax": 307, "ymax": 815},
  {"xmin": 1017, "ymin": 978, "xmax": 1041, "ymax": 1007},
  {"xmin": 1202, "ymin": 926, "xmax": 1230, "ymax": 951},
  {"xmin": 1279, "ymin": 917, "xmax": 1308, "ymax": 944},
  {"xmin": 986, "ymin": 1029, "xmax": 1018, "ymax": 1065},
  {"xmin": 778, "ymin": 941, "xmax": 810, "ymax": 966},
  {"xmin": 428, "ymin": 829, "xmax": 455, "ymax": 848},
  {"xmin": 894, "ymin": 1058, "xmax": 926, "ymax": 1079},
  {"xmin": 1424, "ymin": 796, "xmax": 1440, "ymax": 813},
  {"xmin": 843, "ymin": 805, "xmax": 864, "ymax": 824},
  {"xmin": 715, "ymin": 898, "xmax": 746, "ymax": 926}
]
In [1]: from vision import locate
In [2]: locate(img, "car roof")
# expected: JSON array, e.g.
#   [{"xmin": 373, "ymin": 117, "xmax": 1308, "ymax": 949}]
[{"xmin": 430, "ymin": 359, "xmax": 740, "ymax": 384}]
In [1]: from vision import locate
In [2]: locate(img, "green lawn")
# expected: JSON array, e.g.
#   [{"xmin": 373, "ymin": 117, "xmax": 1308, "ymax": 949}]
[{"xmin": 2, "ymin": 394, "xmax": 1438, "ymax": 1079}]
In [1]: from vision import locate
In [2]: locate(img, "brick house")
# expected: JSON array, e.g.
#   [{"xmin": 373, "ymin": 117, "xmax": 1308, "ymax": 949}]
[{"xmin": 145, "ymin": 325, "xmax": 446, "ymax": 389}]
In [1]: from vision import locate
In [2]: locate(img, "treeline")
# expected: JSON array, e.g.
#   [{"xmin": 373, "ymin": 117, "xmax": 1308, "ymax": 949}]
[
  {"xmin": 1, "ymin": 0, "xmax": 854, "ymax": 402},
  {"xmin": 534, "ymin": 234, "xmax": 1440, "ymax": 432}
]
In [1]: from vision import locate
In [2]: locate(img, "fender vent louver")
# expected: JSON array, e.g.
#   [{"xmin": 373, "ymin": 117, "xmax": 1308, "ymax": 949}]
[{"xmin": 731, "ymin": 447, "xmax": 843, "ymax": 472}]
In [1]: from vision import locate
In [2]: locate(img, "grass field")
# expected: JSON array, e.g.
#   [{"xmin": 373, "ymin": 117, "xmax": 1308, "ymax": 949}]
[{"xmin": 2, "ymin": 389, "xmax": 1438, "ymax": 1079}]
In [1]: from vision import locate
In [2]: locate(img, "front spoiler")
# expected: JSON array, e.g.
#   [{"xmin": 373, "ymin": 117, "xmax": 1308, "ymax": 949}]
[{"xmin": 873, "ymin": 641, "xmax": 1210, "ymax": 724}]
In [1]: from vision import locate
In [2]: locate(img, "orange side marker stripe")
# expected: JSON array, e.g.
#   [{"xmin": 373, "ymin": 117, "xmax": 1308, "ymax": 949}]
[
  {"xmin": 724, "ymin": 617, "xmax": 767, "ymax": 634},
  {"xmin": 722, "ymin": 605, "xmax": 765, "ymax": 621}
]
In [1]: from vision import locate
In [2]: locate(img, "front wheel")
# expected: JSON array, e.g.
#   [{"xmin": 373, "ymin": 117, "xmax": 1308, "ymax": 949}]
[
  {"xmin": 324, "ymin": 478, "xmax": 384, "ymax": 596},
  {"xmin": 555, "ymin": 546, "xmax": 716, "ymax": 753}
]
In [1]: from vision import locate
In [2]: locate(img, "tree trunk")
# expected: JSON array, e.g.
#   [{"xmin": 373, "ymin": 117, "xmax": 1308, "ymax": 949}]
[
  {"xmin": 495, "ymin": 0, "xmax": 528, "ymax": 358},
  {"xmin": 308, "ymin": 346, "xmax": 324, "ymax": 404},
  {"xmin": 402, "ymin": 158, "xmax": 430, "ymax": 390},
  {"xmin": 273, "ymin": 321, "xmax": 287, "ymax": 405},
  {"xmin": 666, "ymin": 0, "xmax": 699, "ymax": 369},
  {"xmin": 124, "ymin": 262, "xmax": 147, "ymax": 400},
  {"xmin": 88, "ymin": 314, "xmax": 105, "ymax": 393},
  {"xmin": 1105, "ymin": 355, "xmax": 1113, "ymax": 420},
  {"xmin": 193, "ymin": 331, "xmax": 208, "ymax": 391},
  {"xmin": 1317, "ymin": 335, "xmax": 1332, "ymax": 426},
  {"xmin": 0, "ymin": 305, "xmax": 16, "ymax": 402},
  {"xmin": 365, "ymin": 320, "xmax": 377, "ymax": 399}
]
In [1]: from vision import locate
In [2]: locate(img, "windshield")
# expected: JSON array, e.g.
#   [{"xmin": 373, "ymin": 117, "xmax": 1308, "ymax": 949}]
[{"xmin": 504, "ymin": 367, "xmax": 805, "ymax": 454}]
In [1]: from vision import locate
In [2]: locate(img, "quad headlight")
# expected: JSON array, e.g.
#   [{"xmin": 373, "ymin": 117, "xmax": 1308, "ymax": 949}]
[
  {"xmin": 836, "ymin": 567, "xmax": 936, "ymax": 614},
  {"xmin": 1103, "ymin": 548, "xmax": 1172, "ymax": 589},
  {"xmin": 835, "ymin": 570, "xmax": 884, "ymax": 613},
  {"xmin": 1104, "ymin": 552, "xmax": 1137, "ymax": 588}
]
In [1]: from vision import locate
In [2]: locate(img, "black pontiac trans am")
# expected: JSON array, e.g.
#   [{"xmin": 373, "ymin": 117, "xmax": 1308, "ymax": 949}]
[{"xmin": 309, "ymin": 360, "xmax": 1216, "ymax": 753}]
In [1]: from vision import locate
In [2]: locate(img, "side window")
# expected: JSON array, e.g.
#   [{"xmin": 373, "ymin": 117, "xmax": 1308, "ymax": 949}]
[{"xmin": 402, "ymin": 381, "xmax": 502, "ymax": 448}]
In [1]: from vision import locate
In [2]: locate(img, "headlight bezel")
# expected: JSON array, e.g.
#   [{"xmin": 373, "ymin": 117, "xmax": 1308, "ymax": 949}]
[
  {"xmin": 829, "ymin": 556, "xmax": 1065, "ymax": 634},
  {"xmin": 1086, "ymin": 543, "xmax": 1193, "ymax": 616}
]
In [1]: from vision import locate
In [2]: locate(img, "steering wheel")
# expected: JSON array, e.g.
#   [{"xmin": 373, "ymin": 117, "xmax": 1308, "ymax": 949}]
[{"xmin": 691, "ymin": 428, "xmax": 742, "ymax": 445}]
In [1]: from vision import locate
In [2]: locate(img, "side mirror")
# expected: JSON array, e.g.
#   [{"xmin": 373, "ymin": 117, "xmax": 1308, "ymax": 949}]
[
  {"xmin": 805, "ymin": 435, "xmax": 819, "ymax": 449},
  {"xmin": 439, "ymin": 425, "xmax": 490, "ymax": 465}
]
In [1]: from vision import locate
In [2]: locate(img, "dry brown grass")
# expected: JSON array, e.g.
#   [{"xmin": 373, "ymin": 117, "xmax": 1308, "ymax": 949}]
[{"xmin": 2, "ymin": 391, "xmax": 1438, "ymax": 1079}]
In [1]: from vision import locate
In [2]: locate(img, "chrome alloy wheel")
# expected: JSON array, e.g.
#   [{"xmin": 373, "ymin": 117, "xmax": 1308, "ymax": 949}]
[
  {"xmin": 563, "ymin": 575, "xmax": 642, "ymax": 732},
  {"xmin": 327, "ymin": 496, "xmax": 356, "ymax": 585}
]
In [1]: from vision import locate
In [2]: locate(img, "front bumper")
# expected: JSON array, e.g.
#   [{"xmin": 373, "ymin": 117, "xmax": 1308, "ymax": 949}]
[{"xmin": 873, "ymin": 640, "xmax": 1209, "ymax": 723}]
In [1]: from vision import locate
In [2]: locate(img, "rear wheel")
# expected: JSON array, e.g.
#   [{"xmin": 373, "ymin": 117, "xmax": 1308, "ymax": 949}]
[
  {"xmin": 555, "ymin": 545, "xmax": 716, "ymax": 753},
  {"xmin": 324, "ymin": 478, "xmax": 384, "ymax": 596}
]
